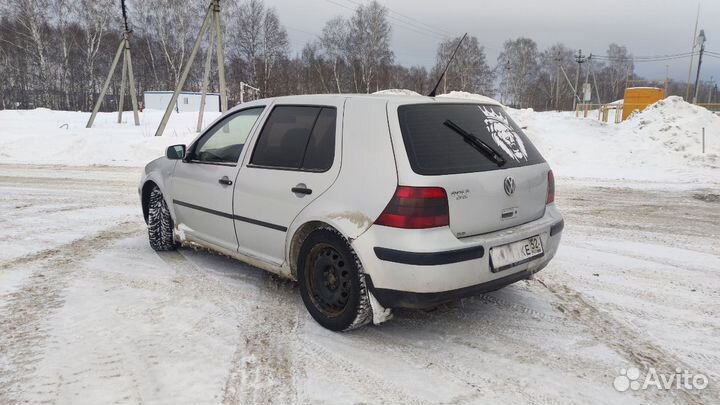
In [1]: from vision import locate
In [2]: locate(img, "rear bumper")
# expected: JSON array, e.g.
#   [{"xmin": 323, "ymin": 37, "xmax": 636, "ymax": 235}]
[
  {"xmin": 352, "ymin": 204, "xmax": 563, "ymax": 307},
  {"xmin": 366, "ymin": 269, "xmax": 532, "ymax": 309}
]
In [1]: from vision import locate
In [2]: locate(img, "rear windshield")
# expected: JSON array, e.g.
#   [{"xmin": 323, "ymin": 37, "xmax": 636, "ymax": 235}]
[{"xmin": 397, "ymin": 103, "xmax": 545, "ymax": 175}]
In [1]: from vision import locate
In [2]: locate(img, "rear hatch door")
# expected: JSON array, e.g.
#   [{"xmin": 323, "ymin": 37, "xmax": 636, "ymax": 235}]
[{"xmin": 391, "ymin": 102, "xmax": 549, "ymax": 237}]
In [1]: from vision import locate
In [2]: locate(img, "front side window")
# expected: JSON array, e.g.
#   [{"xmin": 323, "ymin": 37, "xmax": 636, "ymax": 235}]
[
  {"xmin": 250, "ymin": 106, "xmax": 336, "ymax": 171},
  {"xmin": 192, "ymin": 107, "xmax": 264, "ymax": 164}
]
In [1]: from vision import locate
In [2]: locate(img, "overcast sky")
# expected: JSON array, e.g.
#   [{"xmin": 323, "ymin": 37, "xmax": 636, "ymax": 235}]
[{"xmin": 267, "ymin": 0, "xmax": 719, "ymax": 88}]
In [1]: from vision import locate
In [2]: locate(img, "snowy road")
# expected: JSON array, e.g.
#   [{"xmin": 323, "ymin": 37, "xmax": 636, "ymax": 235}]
[{"xmin": 0, "ymin": 164, "xmax": 718, "ymax": 405}]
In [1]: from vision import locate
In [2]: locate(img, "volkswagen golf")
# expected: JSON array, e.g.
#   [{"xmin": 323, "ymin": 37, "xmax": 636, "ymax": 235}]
[{"xmin": 139, "ymin": 93, "xmax": 564, "ymax": 331}]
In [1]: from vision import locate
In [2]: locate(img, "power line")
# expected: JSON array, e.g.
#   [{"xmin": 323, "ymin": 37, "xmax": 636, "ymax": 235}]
[
  {"xmin": 337, "ymin": 0, "xmax": 452, "ymax": 38},
  {"xmin": 323, "ymin": 0, "xmax": 448, "ymax": 40},
  {"xmin": 285, "ymin": 25, "xmax": 322, "ymax": 40},
  {"xmin": 593, "ymin": 51, "xmax": 698, "ymax": 62},
  {"xmin": 593, "ymin": 50, "xmax": 696, "ymax": 59},
  {"xmin": 625, "ymin": 55, "xmax": 699, "ymax": 63}
]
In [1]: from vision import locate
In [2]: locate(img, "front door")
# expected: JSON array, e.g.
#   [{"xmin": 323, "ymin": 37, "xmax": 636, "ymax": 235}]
[
  {"xmin": 171, "ymin": 106, "xmax": 266, "ymax": 252},
  {"xmin": 233, "ymin": 103, "xmax": 343, "ymax": 265}
]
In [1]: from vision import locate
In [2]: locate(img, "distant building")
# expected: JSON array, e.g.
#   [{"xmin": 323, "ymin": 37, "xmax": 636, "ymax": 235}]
[{"xmin": 143, "ymin": 91, "xmax": 220, "ymax": 113}]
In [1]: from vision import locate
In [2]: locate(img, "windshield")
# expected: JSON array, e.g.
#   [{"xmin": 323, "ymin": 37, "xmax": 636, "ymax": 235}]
[{"xmin": 397, "ymin": 103, "xmax": 545, "ymax": 175}]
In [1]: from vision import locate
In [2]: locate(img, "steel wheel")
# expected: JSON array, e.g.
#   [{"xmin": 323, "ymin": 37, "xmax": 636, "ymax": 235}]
[
  {"xmin": 298, "ymin": 228, "xmax": 373, "ymax": 331},
  {"xmin": 305, "ymin": 243, "xmax": 352, "ymax": 318}
]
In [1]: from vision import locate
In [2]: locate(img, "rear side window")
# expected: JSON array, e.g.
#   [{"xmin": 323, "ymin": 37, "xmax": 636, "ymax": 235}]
[
  {"xmin": 302, "ymin": 108, "xmax": 336, "ymax": 170},
  {"xmin": 397, "ymin": 104, "xmax": 545, "ymax": 175},
  {"xmin": 250, "ymin": 106, "xmax": 336, "ymax": 171}
]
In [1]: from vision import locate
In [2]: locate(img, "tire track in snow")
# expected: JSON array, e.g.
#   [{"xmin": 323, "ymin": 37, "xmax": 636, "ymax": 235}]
[
  {"xmin": 538, "ymin": 278, "xmax": 717, "ymax": 405},
  {"xmin": 220, "ymin": 277, "xmax": 302, "ymax": 405},
  {"xmin": 0, "ymin": 221, "xmax": 144, "ymax": 404},
  {"xmin": 0, "ymin": 213, "xmax": 139, "ymax": 273},
  {"xmin": 360, "ymin": 295, "xmax": 612, "ymax": 404},
  {"xmin": 296, "ymin": 336, "xmax": 424, "ymax": 404},
  {"xmin": 154, "ymin": 251, "xmax": 303, "ymax": 405}
]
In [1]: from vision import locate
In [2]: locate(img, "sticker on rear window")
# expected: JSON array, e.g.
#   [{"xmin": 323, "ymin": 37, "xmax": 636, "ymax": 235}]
[{"xmin": 480, "ymin": 106, "xmax": 528, "ymax": 163}]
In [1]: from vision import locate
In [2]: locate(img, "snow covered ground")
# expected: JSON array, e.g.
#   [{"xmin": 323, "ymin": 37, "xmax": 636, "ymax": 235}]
[
  {"xmin": 1, "ymin": 96, "xmax": 717, "ymax": 185},
  {"xmin": 0, "ymin": 109, "xmax": 220, "ymax": 167},
  {"xmin": 0, "ymin": 98, "xmax": 719, "ymax": 404}
]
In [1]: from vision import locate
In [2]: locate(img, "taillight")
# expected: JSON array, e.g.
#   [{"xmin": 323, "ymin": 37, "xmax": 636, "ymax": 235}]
[
  {"xmin": 375, "ymin": 186, "xmax": 449, "ymax": 229},
  {"xmin": 546, "ymin": 170, "xmax": 555, "ymax": 204}
]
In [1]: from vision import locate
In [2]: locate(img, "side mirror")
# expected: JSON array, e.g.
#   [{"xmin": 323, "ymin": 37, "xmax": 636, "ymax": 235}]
[{"xmin": 166, "ymin": 144, "xmax": 186, "ymax": 160}]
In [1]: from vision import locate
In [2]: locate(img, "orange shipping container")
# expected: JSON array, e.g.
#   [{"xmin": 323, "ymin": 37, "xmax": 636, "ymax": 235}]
[{"xmin": 622, "ymin": 87, "xmax": 665, "ymax": 120}]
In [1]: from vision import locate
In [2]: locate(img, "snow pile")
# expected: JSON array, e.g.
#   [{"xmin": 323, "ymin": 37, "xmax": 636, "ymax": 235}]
[
  {"xmin": 372, "ymin": 89, "xmax": 421, "ymax": 96},
  {"xmin": 372, "ymin": 89, "xmax": 502, "ymax": 106},
  {"xmin": 508, "ymin": 97, "xmax": 719, "ymax": 184},
  {"xmin": 621, "ymin": 96, "xmax": 720, "ymax": 159},
  {"xmin": 0, "ymin": 109, "xmax": 220, "ymax": 166},
  {"xmin": 437, "ymin": 91, "xmax": 501, "ymax": 105}
]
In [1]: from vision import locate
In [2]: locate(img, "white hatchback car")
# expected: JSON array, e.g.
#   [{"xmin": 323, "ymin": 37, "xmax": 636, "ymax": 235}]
[{"xmin": 139, "ymin": 94, "xmax": 563, "ymax": 331}]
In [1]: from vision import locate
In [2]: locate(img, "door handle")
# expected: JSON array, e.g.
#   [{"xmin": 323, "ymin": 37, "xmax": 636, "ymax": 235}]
[
  {"xmin": 291, "ymin": 184, "xmax": 312, "ymax": 195},
  {"xmin": 218, "ymin": 176, "xmax": 233, "ymax": 186}
]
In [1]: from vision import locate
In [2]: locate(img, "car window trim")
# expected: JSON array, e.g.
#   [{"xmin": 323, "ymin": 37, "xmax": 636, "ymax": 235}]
[
  {"xmin": 246, "ymin": 104, "xmax": 338, "ymax": 173},
  {"xmin": 244, "ymin": 164, "xmax": 330, "ymax": 173},
  {"xmin": 184, "ymin": 160, "xmax": 237, "ymax": 167},
  {"xmin": 186, "ymin": 105, "xmax": 266, "ymax": 166}
]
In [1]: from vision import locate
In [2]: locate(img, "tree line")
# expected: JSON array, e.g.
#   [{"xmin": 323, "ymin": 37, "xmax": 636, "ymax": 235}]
[{"xmin": 0, "ymin": 0, "xmax": 712, "ymax": 112}]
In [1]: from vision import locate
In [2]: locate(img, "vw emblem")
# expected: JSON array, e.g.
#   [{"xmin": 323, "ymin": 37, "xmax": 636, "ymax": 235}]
[{"xmin": 504, "ymin": 176, "xmax": 516, "ymax": 196}]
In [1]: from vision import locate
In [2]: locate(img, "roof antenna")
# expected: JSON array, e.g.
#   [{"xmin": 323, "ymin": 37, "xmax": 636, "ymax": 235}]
[{"xmin": 428, "ymin": 33, "xmax": 467, "ymax": 97}]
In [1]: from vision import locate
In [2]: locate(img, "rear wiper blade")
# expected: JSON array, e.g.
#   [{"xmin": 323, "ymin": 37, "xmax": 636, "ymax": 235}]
[{"xmin": 443, "ymin": 120, "xmax": 506, "ymax": 167}]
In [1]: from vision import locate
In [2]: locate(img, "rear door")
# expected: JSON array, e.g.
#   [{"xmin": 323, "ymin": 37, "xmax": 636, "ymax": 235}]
[
  {"xmin": 390, "ymin": 103, "xmax": 549, "ymax": 238},
  {"xmin": 233, "ymin": 102, "xmax": 343, "ymax": 265},
  {"xmin": 170, "ymin": 106, "xmax": 265, "ymax": 251}
]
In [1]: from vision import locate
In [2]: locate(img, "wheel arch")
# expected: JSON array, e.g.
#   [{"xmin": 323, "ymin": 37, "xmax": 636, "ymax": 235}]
[
  {"xmin": 141, "ymin": 180, "xmax": 159, "ymax": 223},
  {"xmin": 288, "ymin": 220, "xmax": 357, "ymax": 280}
]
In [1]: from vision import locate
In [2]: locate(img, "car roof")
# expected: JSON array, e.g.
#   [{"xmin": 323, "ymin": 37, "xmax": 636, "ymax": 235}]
[{"xmin": 231, "ymin": 93, "xmax": 502, "ymax": 112}]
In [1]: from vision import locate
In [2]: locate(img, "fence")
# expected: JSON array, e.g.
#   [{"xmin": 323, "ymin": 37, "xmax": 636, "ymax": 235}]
[
  {"xmin": 696, "ymin": 103, "xmax": 720, "ymax": 113},
  {"xmin": 575, "ymin": 103, "xmax": 624, "ymax": 123},
  {"xmin": 577, "ymin": 102, "xmax": 719, "ymax": 123}
]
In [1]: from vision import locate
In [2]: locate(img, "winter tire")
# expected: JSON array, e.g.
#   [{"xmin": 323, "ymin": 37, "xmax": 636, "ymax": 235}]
[
  {"xmin": 298, "ymin": 228, "xmax": 372, "ymax": 331},
  {"xmin": 147, "ymin": 186, "xmax": 177, "ymax": 251}
]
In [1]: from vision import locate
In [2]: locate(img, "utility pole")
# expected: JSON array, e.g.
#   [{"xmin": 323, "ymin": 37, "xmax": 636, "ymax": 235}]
[
  {"xmin": 196, "ymin": 17, "xmax": 217, "ymax": 133},
  {"xmin": 686, "ymin": 4, "xmax": 700, "ymax": 101},
  {"xmin": 555, "ymin": 53, "xmax": 561, "ymax": 110},
  {"xmin": 573, "ymin": 49, "xmax": 585, "ymax": 110},
  {"xmin": 86, "ymin": 0, "xmax": 140, "ymax": 128},
  {"xmin": 504, "ymin": 59, "xmax": 511, "ymax": 106},
  {"xmin": 692, "ymin": 29, "xmax": 706, "ymax": 104},
  {"xmin": 590, "ymin": 55, "xmax": 601, "ymax": 105},
  {"xmin": 156, "ymin": 0, "xmax": 227, "ymax": 137},
  {"xmin": 584, "ymin": 54, "xmax": 592, "ymax": 85}
]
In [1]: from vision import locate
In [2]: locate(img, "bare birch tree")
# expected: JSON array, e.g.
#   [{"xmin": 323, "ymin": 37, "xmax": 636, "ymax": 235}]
[
  {"xmin": 346, "ymin": 0, "xmax": 392, "ymax": 93},
  {"xmin": 320, "ymin": 16, "xmax": 348, "ymax": 93},
  {"xmin": 433, "ymin": 35, "xmax": 494, "ymax": 95},
  {"xmin": 497, "ymin": 37, "xmax": 540, "ymax": 108},
  {"xmin": 600, "ymin": 43, "xmax": 634, "ymax": 102},
  {"xmin": 9, "ymin": 0, "xmax": 50, "ymax": 106}
]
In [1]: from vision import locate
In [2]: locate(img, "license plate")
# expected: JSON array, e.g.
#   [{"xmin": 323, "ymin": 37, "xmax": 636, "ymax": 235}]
[{"xmin": 490, "ymin": 235, "xmax": 544, "ymax": 272}]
